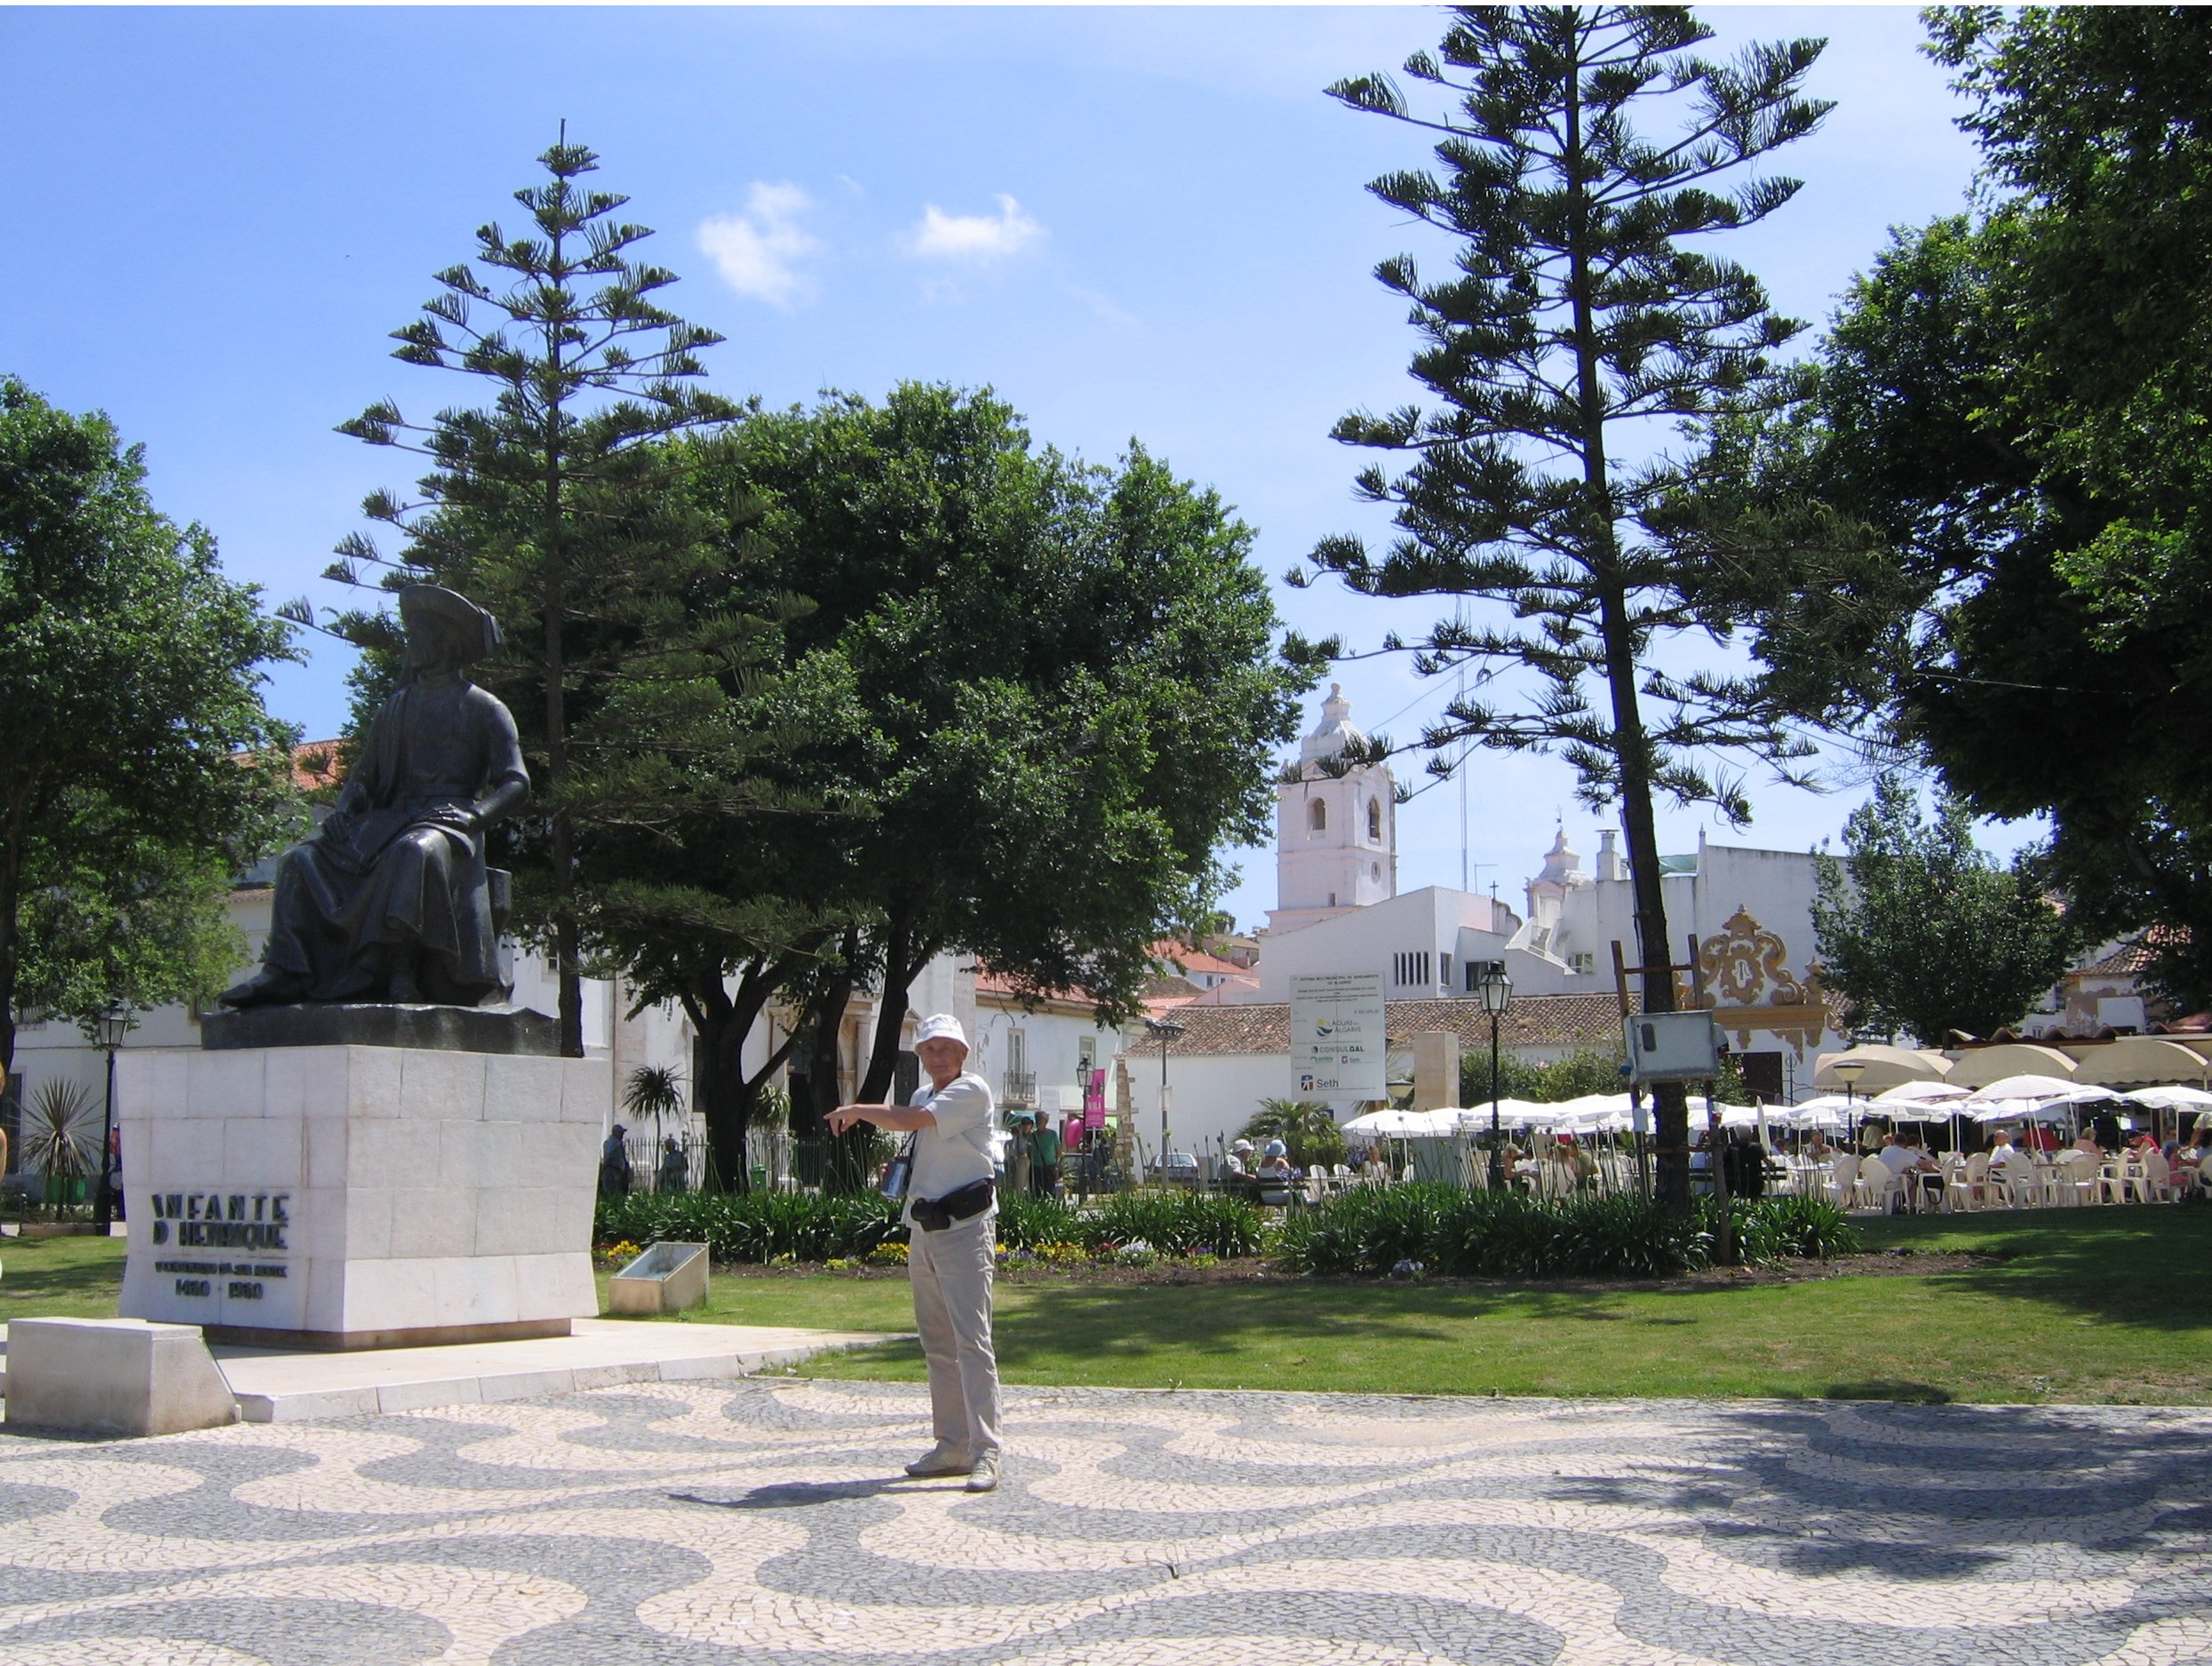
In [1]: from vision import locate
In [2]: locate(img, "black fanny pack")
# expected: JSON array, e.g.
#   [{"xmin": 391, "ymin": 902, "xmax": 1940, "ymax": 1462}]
[{"xmin": 911, "ymin": 1177, "xmax": 994, "ymax": 1232}]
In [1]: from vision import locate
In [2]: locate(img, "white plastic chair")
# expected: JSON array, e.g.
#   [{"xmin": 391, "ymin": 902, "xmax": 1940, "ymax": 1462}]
[
  {"xmin": 1827, "ymin": 1153, "xmax": 1858, "ymax": 1208},
  {"xmin": 1945, "ymin": 1151, "xmax": 1989, "ymax": 1213},
  {"xmin": 2049, "ymin": 1151, "xmax": 2097, "ymax": 1207},
  {"xmin": 1856, "ymin": 1161, "xmax": 1899, "ymax": 1214}
]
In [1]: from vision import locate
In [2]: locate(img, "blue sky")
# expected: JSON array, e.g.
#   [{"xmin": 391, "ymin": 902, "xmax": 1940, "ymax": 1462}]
[{"xmin": 1, "ymin": 5, "xmax": 2002, "ymax": 932}]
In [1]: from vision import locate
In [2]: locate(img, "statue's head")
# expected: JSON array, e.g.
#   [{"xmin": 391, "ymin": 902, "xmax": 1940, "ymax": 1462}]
[{"xmin": 399, "ymin": 586, "xmax": 503, "ymax": 674}]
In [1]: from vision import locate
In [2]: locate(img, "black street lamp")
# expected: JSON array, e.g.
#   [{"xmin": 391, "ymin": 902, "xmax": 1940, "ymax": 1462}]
[
  {"xmin": 1143, "ymin": 1016, "xmax": 1187, "ymax": 1184},
  {"xmin": 93, "ymin": 999, "xmax": 129, "ymax": 1230},
  {"xmin": 1478, "ymin": 961, "xmax": 1512, "ymax": 1190},
  {"xmin": 1833, "ymin": 1057, "xmax": 1866, "ymax": 1154}
]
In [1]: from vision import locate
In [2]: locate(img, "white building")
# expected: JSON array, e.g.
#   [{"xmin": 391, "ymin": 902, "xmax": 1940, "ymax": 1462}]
[{"xmin": 1129, "ymin": 688, "xmax": 1850, "ymax": 1147}]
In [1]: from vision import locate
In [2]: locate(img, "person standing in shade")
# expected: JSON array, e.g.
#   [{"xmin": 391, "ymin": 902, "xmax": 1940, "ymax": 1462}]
[
  {"xmin": 1029, "ymin": 1112, "xmax": 1062, "ymax": 1199},
  {"xmin": 1007, "ymin": 1118, "xmax": 1033, "ymax": 1197},
  {"xmin": 830, "ymin": 1013, "xmax": 1002, "ymax": 1493},
  {"xmin": 657, "ymin": 1135, "xmax": 688, "ymax": 1195},
  {"xmin": 600, "ymin": 1123, "xmax": 633, "ymax": 1200}
]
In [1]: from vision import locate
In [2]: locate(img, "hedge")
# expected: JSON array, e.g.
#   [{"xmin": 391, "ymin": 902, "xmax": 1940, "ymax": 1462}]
[
  {"xmin": 1272, "ymin": 1185, "xmax": 1859, "ymax": 1278},
  {"xmin": 596, "ymin": 1184, "xmax": 1852, "ymax": 1277}
]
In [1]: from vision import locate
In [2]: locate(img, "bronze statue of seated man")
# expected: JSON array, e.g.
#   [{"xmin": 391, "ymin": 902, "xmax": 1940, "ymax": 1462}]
[{"xmin": 221, "ymin": 585, "xmax": 529, "ymax": 1009}]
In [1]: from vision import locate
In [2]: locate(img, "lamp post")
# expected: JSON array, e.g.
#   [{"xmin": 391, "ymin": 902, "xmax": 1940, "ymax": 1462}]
[
  {"xmin": 1477, "ymin": 961, "xmax": 1512, "ymax": 1190},
  {"xmin": 1143, "ymin": 1016, "xmax": 1186, "ymax": 1184},
  {"xmin": 1832, "ymin": 1058, "xmax": 1865, "ymax": 1155},
  {"xmin": 93, "ymin": 1000, "xmax": 129, "ymax": 1231}
]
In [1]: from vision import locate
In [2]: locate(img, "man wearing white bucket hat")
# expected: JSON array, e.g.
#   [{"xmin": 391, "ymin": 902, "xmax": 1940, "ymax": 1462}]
[{"xmin": 829, "ymin": 1012, "xmax": 1002, "ymax": 1491}]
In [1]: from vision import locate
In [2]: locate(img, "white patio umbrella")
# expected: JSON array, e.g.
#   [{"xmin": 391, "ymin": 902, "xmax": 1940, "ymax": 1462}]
[
  {"xmin": 2125, "ymin": 1084, "xmax": 2212, "ymax": 1111},
  {"xmin": 1970, "ymin": 1098, "xmax": 2074, "ymax": 1124},
  {"xmin": 1780, "ymin": 1095, "xmax": 1858, "ymax": 1128},
  {"xmin": 1874, "ymin": 1080, "xmax": 1976, "ymax": 1105},
  {"xmin": 1342, "ymin": 1107, "xmax": 1452, "ymax": 1136},
  {"xmin": 1961, "ymin": 1073, "xmax": 2103, "ymax": 1104},
  {"xmin": 1944, "ymin": 1044, "xmax": 2080, "ymax": 1088}
]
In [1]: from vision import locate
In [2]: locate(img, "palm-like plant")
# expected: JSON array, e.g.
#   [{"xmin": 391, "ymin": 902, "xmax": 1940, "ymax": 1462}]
[
  {"xmin": 623, "ymin": 1065, "xmax": 687, "ymax": 1128},
  {"xmin": 1242, "ymin": 1099, "xmax": 1347, "ymax": 1170},
  {"xmin": 22, "ymin": 1078, "xmax": 99, "ymax": 1197}
]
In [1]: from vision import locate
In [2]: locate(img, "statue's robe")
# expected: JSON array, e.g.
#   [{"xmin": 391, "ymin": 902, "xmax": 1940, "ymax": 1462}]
[{"xmin": 259, "ymin": 679, "xmax": 527, "ymax": 1004}]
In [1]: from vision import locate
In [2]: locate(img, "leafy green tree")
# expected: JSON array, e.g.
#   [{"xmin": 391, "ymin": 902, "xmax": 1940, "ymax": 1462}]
[
  {"xmin": 1716, "ymin": 7, "xmax": 2212, "ymax": 1010},
  {"xmin": 0, "ymin": 378, "xmax": 296, "ymax": 1077},
  {"xmin": 1242, "ymin": 1100, "xmax": 1347, "ymax": 1169},
  {"xmin": 1460, "ymin": 1046, "xmax": 1626, "ymax": 1107},
  {"xmin": 315, "ymin": 132, "xmax": 749, "ymax": 1057},
  {"xmin": 1811, "ymin": 775, "xmax": 2079, "ymax": 1045},
  {"xmin": 720, "ymin": 384, "xmax": 1314, "ymax": 1112},
  {"xmin": 1306, "ymin": 6, "xmax": 1829, "ymax": 1208}
]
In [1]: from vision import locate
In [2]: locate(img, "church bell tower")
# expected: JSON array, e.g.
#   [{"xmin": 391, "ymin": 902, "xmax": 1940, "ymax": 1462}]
[{"xmin": 1267, "ymin": 683, "xmax": 1396, "ymax": 937}]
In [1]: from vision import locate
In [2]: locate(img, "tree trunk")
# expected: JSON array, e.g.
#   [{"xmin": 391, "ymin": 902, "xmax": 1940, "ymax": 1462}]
[
  {"xmin": 1556, "ymin": 36, "xmax": 1693, "ymax": 1213},
  {"xmin": 683, "ymin": 978, "xmax": 749, "ymax": 1193},
  {"xmin": 0, "ymin": 825, "xmax": 20, "ymax": 1097},
  {"xmin": 855, "ymin": 916, "xmax": 939, "ymax": 1106}
]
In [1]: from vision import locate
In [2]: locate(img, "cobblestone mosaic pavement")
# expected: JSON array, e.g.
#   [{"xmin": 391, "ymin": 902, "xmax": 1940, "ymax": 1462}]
[{"xmin": 0, "ymin": 1379, "xmax": 2206, "ymax": 1664}]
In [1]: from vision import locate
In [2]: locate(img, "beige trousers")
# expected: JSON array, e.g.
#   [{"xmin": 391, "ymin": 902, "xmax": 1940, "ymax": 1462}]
[{"xmin": 908, "ymin": 1210, "xmax": 1001, "ymax": 1457}]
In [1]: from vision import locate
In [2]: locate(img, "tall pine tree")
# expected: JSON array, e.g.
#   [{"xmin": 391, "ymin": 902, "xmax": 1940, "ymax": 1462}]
[
  {"xmin": 311, "ymin": 133, "xmax": 750, "ymax": 1056},
  {"xmin": 1305, "ymin": 7, "xmax": 1829, "ymax": 1208}
]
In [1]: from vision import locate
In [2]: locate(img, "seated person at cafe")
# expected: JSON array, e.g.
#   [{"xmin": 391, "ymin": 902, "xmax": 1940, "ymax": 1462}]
[
  {"xmin": 1804, "ymin": 1129, "xmax": 1833, "ymax": 1161},
  {"xmin": 2075, "ymin": 1127, "xmax": 2106, "ymax": 1159},
  {"xmin": 1877, "ymin": 1129, "xmax": 1942, "ymax": 1206},
  {"xmin": 2021, "ymin": 1121, "xmax": 2057, "ymax": 1152}
]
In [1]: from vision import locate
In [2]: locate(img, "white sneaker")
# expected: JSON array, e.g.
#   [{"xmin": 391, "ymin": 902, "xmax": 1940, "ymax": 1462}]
[
  {"xmin": 903, "ymin": 1441, "xmax": 973, "ymax": 1478},
  {"xmin": 964, "ymin": 1450, "xmax": 1001, "ymax": 1493}
]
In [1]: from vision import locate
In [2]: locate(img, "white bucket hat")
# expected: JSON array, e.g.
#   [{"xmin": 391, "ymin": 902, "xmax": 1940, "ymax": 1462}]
[{"xmin": 913, "ymin": 1013, "xmax": 968, "ymax": 1053}]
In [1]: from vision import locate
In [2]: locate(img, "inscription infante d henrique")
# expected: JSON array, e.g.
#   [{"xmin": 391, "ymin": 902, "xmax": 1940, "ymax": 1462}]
[{"xmin": 143, "ymin": 1192, "xmax": 291, "ymax": 1302}]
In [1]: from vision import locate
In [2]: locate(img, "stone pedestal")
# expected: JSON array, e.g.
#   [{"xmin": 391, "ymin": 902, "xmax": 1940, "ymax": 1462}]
[{"xmin": 116, "ymin": 1044, "xmax": 606, "ymax": 1350}]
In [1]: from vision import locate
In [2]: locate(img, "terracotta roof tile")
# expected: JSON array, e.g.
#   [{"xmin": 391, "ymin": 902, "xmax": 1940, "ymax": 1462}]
[{"xmin": 1127, "ymin": 992, "xmax": 1638, "ymax": 1057}]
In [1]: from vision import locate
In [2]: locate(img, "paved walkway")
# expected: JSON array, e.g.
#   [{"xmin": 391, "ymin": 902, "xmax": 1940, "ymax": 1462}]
[{"xmin": 0, "ymin": 1381, "xmax": 2205, "ymax": 1664}]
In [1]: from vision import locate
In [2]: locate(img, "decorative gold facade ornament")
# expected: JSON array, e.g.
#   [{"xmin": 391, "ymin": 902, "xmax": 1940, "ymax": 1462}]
[{"xmin": 1691, "ymin": 906, "xmax": 1835, "ymax": 1059}]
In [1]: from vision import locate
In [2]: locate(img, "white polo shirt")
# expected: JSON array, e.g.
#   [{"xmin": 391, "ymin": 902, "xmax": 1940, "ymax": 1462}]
[{"xmin": 908, "ymin": 1071, "xmax": 997, "ymax": 1205}]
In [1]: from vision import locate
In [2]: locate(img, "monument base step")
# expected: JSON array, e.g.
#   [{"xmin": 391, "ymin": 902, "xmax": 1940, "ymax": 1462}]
[
  {"xmin": 1, "ymin": 1319, "xmax": 906, "ymax": 1424},
  {"xmin": 203, "ymin": 1316, "xmax": 575, "ymax": 1352}
]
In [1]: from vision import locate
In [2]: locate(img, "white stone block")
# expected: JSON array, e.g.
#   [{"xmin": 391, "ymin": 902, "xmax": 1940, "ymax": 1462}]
[
  {"xmin": 343, "ymin": 1118, "xmax": 419, "ymax": 1189},
  {"xmin": 186, "ymin": 1049, "xmax": 266, "ymax": 1119},
  {"xmin": 345, "ymin": 1047, "xmax": 404, "ymax": 1117},
  {"xmin": 342, "ymin": 1256, "xmax": 438, "ymax": 1333},
  {"xmin": 223, "ymin": 1117, "xmax": 301, "ymax": 1189},
  {"xmin": 123, "ymin": 1044, "xmax": 601, "ymax": 1343},
  {"xmin": 434, "ymin": 1255, "xmax": 518, "ymax": 1327},
  {"xmin": 486, "ymin": 1055, "xmax": 567, "ymax": 1121},
  {"xmin": 118, "ymin": 1049, "xmax": 187, "ymax": 1121},
  {"xmin": 302, "ymin": 1116, "xmax": 348, "ymax": 1190},
  {"xmin": 5, "ymin": 1319, "xmax": 237, "ymax": 1437},
  {"xmin": 399, "ymin": 1050, "xmax": 487, "ymax": 1124}
]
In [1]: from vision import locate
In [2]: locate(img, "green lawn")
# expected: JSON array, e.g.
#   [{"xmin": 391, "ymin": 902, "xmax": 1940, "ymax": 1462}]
[{"xmin": 9, "ymin": 1210, "xmax": 2208, "ymax": 1405}]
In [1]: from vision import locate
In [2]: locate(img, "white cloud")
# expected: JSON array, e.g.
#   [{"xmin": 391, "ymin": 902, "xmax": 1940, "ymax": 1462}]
[
  {"xmin": 904, "ymin": 194, "xmax": 1046, "ymax": 263},
  {"xmin": 696, "ymin": 182, "xmax": 823, "ymax": 307}
]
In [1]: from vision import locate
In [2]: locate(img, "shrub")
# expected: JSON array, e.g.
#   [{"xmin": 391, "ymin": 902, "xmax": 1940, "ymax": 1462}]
[
  {"xmin": 595, "ymin": 1191, "xmax": 903, "ymax": 1263},
  {"xmin": 1272, "ymin": 1185, "xmax": 1858, "ymax": 1279}
]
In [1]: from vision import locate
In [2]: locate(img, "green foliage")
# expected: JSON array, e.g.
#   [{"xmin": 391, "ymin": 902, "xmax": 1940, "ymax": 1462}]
[
  {"xmin": 712, "ymin": 383, "xmax": 1313, "ymax": 1101},
  {"xmin": 593, "ymin": 1185, "xmax": 1268, "ymax": 1263},
  {"xmin": 1308, "ymin": 7, "xmax": 1829, "ymax": 1211},
  {"xmin": 317, "ymin": 133, "xmax": 781, "ymax": 1062},
  {"xmin": 0, "ymin": 377, "xmax": 298, "ymax": 1072},
  {"xmin": 1460, "ymin": 1048, "xmax": 1626, "ymax": 1107},
  {"xmin": 1813, "ymin": 774, "xmax": 2079, "ymax": 1042},
  {"xmin": 596, "ymin": 1191, "xmax": 904, "ymax": 1263},
  {"xmin": 1242, "ymin": 1100, "xmax": 1346, "ymax": 1168},
  {"xmin": 21, "ymin": 1078, "xmax": 98, "ymax": 1181},
  {"xmin": 1728, "ymin": 8, "xmax": 2212, "ymax": 1008},
  {"xmin": 1273, "ymin": 1184, "xmax": 1858, "ymax": 1279},
  {"xmin": 621, "ymin": 1065, "xmax": 687, "ymax": 1122}
]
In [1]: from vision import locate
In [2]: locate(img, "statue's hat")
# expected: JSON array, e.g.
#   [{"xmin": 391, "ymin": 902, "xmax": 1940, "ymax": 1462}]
[{"xmin": 399, "ymin": 585, "xmax": 503, "ymax": 665}]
